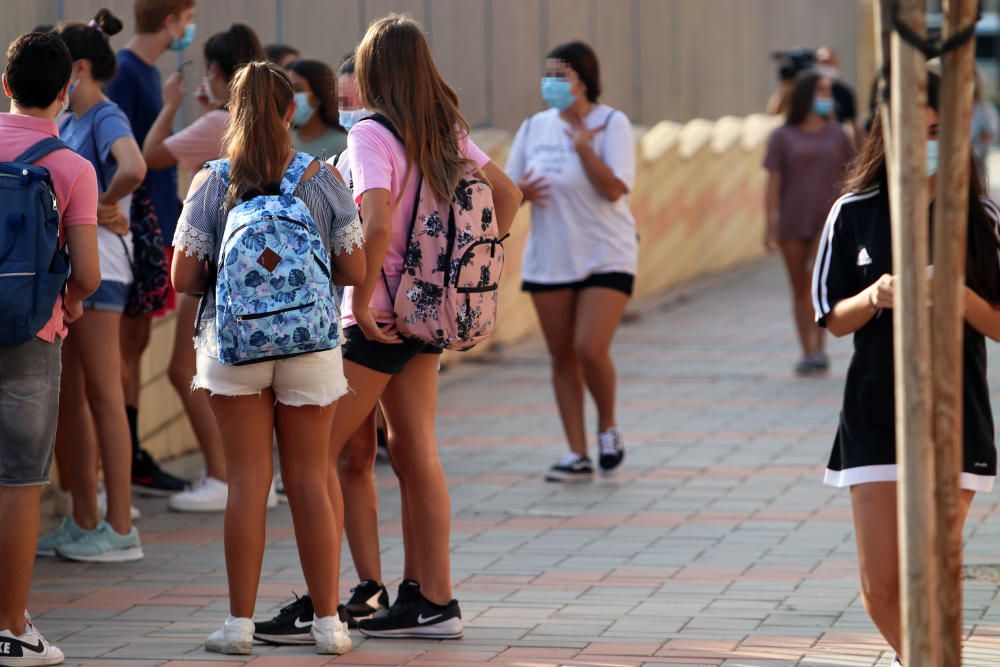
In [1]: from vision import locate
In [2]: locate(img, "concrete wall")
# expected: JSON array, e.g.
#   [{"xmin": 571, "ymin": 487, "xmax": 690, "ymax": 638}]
[{"xmin": 2, "ymin": 0, "xmax": 873, "ymax": 131}]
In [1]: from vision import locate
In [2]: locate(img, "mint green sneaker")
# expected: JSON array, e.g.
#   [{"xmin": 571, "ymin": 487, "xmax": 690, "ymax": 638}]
[
  {"xmin": 37, "ymin": 516, "xmax": 89, "ymax": 557},
  {"xmin": 56, "ymin": 520, "xmax": 143, "ymax": 562}
]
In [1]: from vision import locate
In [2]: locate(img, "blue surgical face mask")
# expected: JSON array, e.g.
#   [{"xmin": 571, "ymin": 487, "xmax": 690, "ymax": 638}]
[
  {"xmin": 291, "ymin": 92, "xmax": 316, "ymax": 127},
  {"xmin": 541, "ymin": 77, "xmax": 575, "ymax": 111},
  {"xmin": 927, "ymin": 139, "xmax": 938, "ymax": 177},
  {"xmin": 813, "ymin": 97, "xmax": 834, "ymax": 117},
  {"xmin": 339, "ymin": 108, "xmax": 369, "ymax": 131},
  {"xmin": 169, "ymin": 23, "xmax": 196, "ymax": 52},
  {"xmin": 64, "ymin": 77, "xmax": 79, "ymax": 112}
]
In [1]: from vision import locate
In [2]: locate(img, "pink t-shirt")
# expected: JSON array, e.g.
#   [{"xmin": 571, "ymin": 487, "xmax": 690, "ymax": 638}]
[
  {"xmin": 163, "ymin": 109, "xmax": 229, "ymax": 171},
  {"xmin": 343, "ymin": 120, "xmax": 490, "ymax": 326},
  {"xmin": 0, "ymin": 113, "xmax": 98, "ymax": 342}
]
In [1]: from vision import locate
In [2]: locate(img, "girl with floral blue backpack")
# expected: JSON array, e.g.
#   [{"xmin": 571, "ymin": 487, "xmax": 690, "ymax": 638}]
[{"xmin": 171, "ymin": 60, "xmax": 365, "ymax": 657}]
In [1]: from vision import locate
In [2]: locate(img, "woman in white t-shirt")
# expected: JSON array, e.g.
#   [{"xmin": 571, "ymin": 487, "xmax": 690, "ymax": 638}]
[{"xmin": 506, "ymin": 41, "xmax": 637, "ymax": 483}]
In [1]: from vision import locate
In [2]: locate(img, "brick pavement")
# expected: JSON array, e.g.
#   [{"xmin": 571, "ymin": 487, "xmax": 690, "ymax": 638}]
[{"xmin": 28, "ymin": 258, "xmax": 1000, "ymax": 666}]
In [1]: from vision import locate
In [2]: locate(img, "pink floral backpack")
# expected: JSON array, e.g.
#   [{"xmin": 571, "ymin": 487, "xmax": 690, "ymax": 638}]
[{"xmin": 369, "ymin": 115, "xmax": 506, "ymax": 351}]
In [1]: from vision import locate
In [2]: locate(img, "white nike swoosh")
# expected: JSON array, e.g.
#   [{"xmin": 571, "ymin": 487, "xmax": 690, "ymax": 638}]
[
  {"xmin": 417, "ymin": 613, "xmax": 442, "ymax": 624},
  {"xmin": 293, "ymin": 618, "xmax": 313, "ymax": 629}
]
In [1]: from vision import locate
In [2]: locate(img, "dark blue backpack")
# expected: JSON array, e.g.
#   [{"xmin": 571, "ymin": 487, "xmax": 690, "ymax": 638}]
[{"xmin": 0, "ymin": 137, "xmax": 71, "ymax": 346}]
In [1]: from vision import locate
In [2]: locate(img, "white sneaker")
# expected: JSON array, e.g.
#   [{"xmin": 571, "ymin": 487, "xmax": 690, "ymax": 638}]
[
  {"xmin": 205, "ymin": 616, "xmax": 253, "ymax": 655},
  {"xmin": 892, "ymin": 656, "xmax": 903, "ymax": 667},
  {"xmin": 267, "ymin": 481, "xmax": 278, "ymax": 509},
  {"xmin": 168, "ymin": 477, "xmax": 228, "ymax": 513},
  {"xmin": 0, "ymin": 612, "xmax": 64, "ymax": 666},
  {"xmin": 96, "ymin": 488, "xmax": 142, "ymax": 521},
  {"xmin": 312, "ymin": 615, "xmax": 351, "ymax": 655}
]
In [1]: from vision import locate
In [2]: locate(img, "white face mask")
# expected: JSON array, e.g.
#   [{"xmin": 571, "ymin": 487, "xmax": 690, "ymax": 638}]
[{"xmin": 202, "ymin": 75, "xmax": 218, "ymax": 106}]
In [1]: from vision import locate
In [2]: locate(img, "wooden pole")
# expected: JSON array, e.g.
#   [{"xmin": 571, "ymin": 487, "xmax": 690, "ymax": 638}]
[
  {"xmin": 887, "ymin": 1, "xmax": 939, "ymax": 666},
  {"xmin": 934, "ymin": 1, "xmax": 978, "ymax": 665}
]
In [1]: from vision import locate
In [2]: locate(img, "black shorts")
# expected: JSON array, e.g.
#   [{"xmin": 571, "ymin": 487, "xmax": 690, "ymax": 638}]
[
  {"xmin": 521, "ymin": 272, "xmax": 634, "ymax": 296},
  {"xmin": 341, "ymin": 325, "xmax": 442, "ymax": 375}
]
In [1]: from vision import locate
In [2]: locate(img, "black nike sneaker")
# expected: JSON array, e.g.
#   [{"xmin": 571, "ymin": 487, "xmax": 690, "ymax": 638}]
[
  {"xmin": 131, "ymin": 449, "xmax": 189, "ymax": 496},
  {"xmin": 342, "ymin": 580, "xmax": 390, "ymax": 628},
  {"xmin": 544, "ymin": 453, "xmax": 594, "ymax": 482},
  {"xmin": 0, "ymin": 612, "xmax": 64, "ymax": 666},
  {"xmin": 358, "ymin": 580, "xmax": 463, "ymax": 639},
  {"xmin": 253, "ymin": 593, "xmax": 315, "ymax": 645}
]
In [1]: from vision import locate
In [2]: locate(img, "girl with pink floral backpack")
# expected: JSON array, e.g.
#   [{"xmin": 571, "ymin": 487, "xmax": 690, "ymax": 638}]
[{"xmin": 331, "ymin": 14, "xmax": 521, "ymax": 640}]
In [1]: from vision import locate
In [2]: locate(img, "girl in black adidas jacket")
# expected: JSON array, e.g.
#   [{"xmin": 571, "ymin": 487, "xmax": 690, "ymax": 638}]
[{"xmin": 812, "ymin": 71, "xmax": 1000, "ymax": 660}]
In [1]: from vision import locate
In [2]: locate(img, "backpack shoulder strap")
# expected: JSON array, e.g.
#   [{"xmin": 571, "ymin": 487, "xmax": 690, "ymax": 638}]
[
  {"xmin": 366, "ymin": 114, "xmax": 403, "ymax": 144},
  {"xmin": 281, "ymin": 151, "xmax": 315, "ymax": 195},
  {"xmin": 14, "ymin": 137, "xmax": 70, "ymax": 165}
]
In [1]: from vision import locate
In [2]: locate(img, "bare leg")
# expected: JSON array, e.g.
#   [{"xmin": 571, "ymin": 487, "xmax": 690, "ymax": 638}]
[
  {"xmin": 120, "ymin": 314, "xmax": 151, "ymax": 411},
  {"xmin": 530, "ymin": 291, "xmax": 586, "ymax": 457},
  {"xmin": 381, "ymin": 354, "xmax": 450, "ymax": 605},
  {"xmin": 338, "ymin": 409, "xmax": 382, "ymax": 583},
  {"xmin": 276, "ymin": 400, "xmax": 339, "ymax": 616},
  {"xmin": 850, "ymin": 482, "xmax": 975, "ymax": 655},
  {"xmin": 169, "ymin": 295, "xmax": 226, "ymax": 480},
  {"xmin": 210, "ymin": 392, "xmax": 276, "ymax": 618},
  {"xmin": 574, "ymin": 288, "xmax": 629, "ymax": 432},
  {"xmin": 806, "ymin": 235, "xmax": 826, "ymax": 355},
  {"xmin": 59, "ymin": 333, "xmax": 100, "ymax": 530},
  {"xmin": 71, "ymin": 311, "xmax": 132, "ymax": 533},
  {"xmin": 779, "ymin": 238, "xmax": 819, "ymax": 359},
  {"xmin": 0, "ymin": 485, "xmax": 42, "ymax": 634}
]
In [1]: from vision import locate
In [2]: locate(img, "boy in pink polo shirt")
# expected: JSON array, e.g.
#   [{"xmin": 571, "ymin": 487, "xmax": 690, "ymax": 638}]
[{"xmin": 0, "ymin": 32, "xmax": 100, "ymax": 667}]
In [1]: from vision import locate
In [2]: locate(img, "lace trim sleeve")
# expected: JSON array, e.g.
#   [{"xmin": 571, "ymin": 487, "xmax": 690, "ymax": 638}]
[
  {"xmin": 331, "ymin": 218, "xmax": 364, "ymax": 256},
  {"xmin": 173, "ymin": 222, "xmax": 214, "ymax": 261}
]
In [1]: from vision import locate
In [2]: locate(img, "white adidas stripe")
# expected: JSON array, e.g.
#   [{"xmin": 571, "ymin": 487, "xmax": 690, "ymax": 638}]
[{"xmin": 812, "ymin": 188, "xmax": 882, "ymax": 322}]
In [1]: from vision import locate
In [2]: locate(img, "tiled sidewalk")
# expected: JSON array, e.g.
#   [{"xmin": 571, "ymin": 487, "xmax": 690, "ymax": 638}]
[{"xmin": 29, "ymin": 258, "xmax": 1000, "ymax": 666}]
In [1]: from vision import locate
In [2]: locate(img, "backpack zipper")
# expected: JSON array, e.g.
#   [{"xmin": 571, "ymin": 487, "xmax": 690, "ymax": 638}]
[{"xmin": 236, "ymin": 300, "xmax": 316, "ymax": 322}]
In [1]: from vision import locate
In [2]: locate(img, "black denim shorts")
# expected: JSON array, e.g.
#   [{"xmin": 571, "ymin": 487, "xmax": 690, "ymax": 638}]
[
  {"xmin": 341, "ymin": 324, "xmax": 442, "ymax": 376},
  {"xmin": 0, "ymin": 337, "xmax": 62, "ymax": 486}
]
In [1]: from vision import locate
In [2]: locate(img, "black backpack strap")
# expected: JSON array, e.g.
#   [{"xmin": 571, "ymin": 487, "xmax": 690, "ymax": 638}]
[
  {"xmin": 14, "ymin": 137, "xmax": 70, "ymax": 164},
  {"xmin": 366, "ymin": 114, "xmax": 403, "ymax": 144}
]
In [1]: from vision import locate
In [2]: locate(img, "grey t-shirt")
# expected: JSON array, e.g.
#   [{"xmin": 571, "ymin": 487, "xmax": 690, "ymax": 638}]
[
  {"xmin": 763, "ymin": 123, "xmax": 854, "ymax": 241},
  {"xmin": 172, "ymin": 160, "xmax": 363, "ymax": 353}
]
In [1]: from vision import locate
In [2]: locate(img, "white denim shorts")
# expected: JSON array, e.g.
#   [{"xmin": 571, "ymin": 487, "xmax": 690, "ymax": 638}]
[{"xmin": 194, "ymin": 347, "xmax": 348, "ymax": 407}]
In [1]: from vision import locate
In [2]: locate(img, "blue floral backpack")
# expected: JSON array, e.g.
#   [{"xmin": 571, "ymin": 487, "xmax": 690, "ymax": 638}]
[{"xmin": 205, "ymin": 152, "xmax": 338, "ymax": 365}]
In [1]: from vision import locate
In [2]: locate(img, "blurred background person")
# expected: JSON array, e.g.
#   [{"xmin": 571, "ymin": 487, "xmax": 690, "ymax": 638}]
[
  {"xmin": 763, "ymin": 72, "xmax": 853, "ymax": 376},
  {"xmin": 289, "ymin": 58, "xmax": 346, "ymax": 162},
  {"xmin": 265, "ymin": 42, "xmax": 299, "ymax": 69}
]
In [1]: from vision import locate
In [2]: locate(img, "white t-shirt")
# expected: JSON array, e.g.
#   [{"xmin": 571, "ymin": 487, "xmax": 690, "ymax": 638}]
[
  {"xmin": 506, "ymin": 104, "xmax": 638, "ymax": 284},
  {"xmin": 96, "ymin": 195, "xmax": 134, "ymax": 284}
]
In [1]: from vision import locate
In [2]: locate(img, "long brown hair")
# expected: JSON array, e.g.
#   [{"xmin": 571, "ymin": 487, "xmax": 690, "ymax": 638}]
[
  {"xmin": 355, "ymin": 14, "xmax": 473, "ymax": 202},
  {"xmin": 223, "ymin": 61, "xmax": 294, "ymax": 210},
  {"xmin": 842, "ymin": 73, "xmax": 1000, "ymax": 306}
]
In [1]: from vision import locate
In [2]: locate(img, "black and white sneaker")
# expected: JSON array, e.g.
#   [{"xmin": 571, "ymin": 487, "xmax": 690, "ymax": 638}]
[
  {"xmin": 342, "ymin": 580, "xmax": 390, "ymax": 629},
  {"xmin": 131, "ymin": 449, "xmax": 189, "ymax": 497},
  {"xmin": 0, "ymin": 612, "xmax": 64, "ymax": 666},
  {"xmin": 544, "ymin": 453, "xmax": 594, "ymax": 482},
  {"xmin": 598, "ymin": 426, "xmax": 625, "ymax": 473},
  {"xmin": 254, "ymin": 593, "xmax": 315, "ymax": 645},
  {"xmin": 358, "ymin": 580, "xmax": 463, "ymax": 639},
  {"xmin": 892, "ymin": 655, "xmax": 903, "ymax": 667}
]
